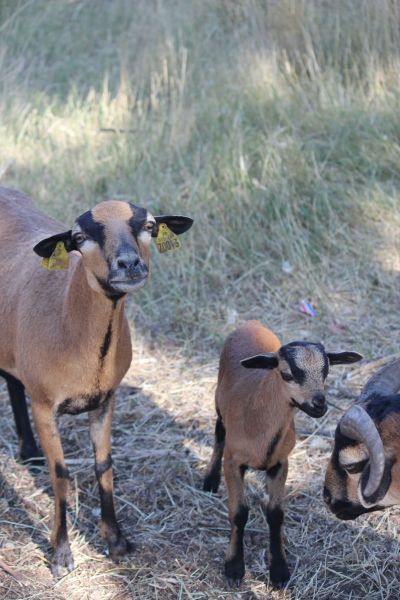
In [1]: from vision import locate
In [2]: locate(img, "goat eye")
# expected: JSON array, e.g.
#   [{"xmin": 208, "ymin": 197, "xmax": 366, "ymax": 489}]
[
  {"xmin": 281, "ymin": 372, "xmax": 294, "ymax": 382},
  {"xmin": 73, "ymin": 233, "xmax": 86, "ymax": 245},
  {"xmin": 342, "ymin": 460, "xmax": 367, "ymax": 474},
  {"xmin": 144, "ymin": 221, "xmax": 155, "ymax": 232}
]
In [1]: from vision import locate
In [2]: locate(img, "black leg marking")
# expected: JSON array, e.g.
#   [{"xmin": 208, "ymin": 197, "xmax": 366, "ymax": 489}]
[
  {"xmin": 98, "ymin": 483, "xmax": 133, "ymax": 558},
  {"xmin": 267, "ymin": 462, "xmax": 282, "ymax": 478},
  {"xmin": 0, "ymin": 369, "xmax": 41, "ymax": 462},
  {"xmin": 55, "ymin": 462, "xmax": 70, "ymax": 479},
  {"xmin": 51, "ymin": 499, "xmax": 74, "ymax": 577},
  {"xmin": 266, "ymin": 506, "xmax": 290, "ymax": 588},
  {"xmin": 203, "ymin": 416, "xmax": 226, "ymax": 493},
  {"xmin": 95, "ymin": 453, "xmax": 112, "ymax": 478},
  {"xmin": 225, "ymin": 505, "xmax": 249, "ymax": 587}
]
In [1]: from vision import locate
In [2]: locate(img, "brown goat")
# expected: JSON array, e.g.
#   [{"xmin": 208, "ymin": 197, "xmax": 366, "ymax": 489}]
[
  {"xmin": 203, "ymin": 320, "xmax": 362, "ymax": 588},
  {"xmin": 0, "ymin": 186, "xmax": 192, "ymax": 576}
]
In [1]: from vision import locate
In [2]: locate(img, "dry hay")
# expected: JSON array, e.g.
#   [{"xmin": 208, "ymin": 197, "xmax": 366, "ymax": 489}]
[{"xmin": 0, "ymin": 325, "xmax": 400, "ymax": 600}]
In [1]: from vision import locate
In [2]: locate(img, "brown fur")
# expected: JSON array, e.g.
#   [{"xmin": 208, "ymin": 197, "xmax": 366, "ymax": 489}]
[
  {"xmin": 203, "ymin": 320, "xmax": 361, "ymax": 588},
  {"xmin": 0, "ymin": 187, "xmax": 153, "ymax": 575}
]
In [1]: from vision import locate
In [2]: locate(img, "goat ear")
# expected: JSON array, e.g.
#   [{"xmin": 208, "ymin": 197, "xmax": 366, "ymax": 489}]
[
  {"xmin": 241, "ymin": 353, "xmax": 279, "ymax": 369},
  {"xmin": 154, "ymin": 215, "xmax": 193, "ymax": 235},
  {"xmin": 33, "ymin": 231, "xmax": 75, "ymax": 258},
  {"xmin": 327, "ymin": 351, "xmax": 363, "ymax": 365}
]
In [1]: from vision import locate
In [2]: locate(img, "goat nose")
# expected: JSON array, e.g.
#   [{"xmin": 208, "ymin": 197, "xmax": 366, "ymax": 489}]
[
  {"xmin": 116, "ymin": 255, "xmax": 140, "ymax": 270},
  {"xmin": 312, "ymin": 393, "xmax": 326, "ymax": 408}
]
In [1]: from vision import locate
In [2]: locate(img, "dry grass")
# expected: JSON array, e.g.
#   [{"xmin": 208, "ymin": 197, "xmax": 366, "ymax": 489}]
[
  {"xmin": 1, "ymin": 330, "xmax": 400, "ymax": 600},
  {"xmin": 1, "ymin": 0, "xmax": 400, "ymax": 598}
]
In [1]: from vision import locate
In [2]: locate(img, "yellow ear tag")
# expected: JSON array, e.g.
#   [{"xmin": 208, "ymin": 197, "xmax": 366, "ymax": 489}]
[
  {"xmin": 40, "ymin": 241, "xmax": 70, "ymax": 270},
  {"xmin": 156, "ymin": 223, "xmax": 180, "ymax": 253}
]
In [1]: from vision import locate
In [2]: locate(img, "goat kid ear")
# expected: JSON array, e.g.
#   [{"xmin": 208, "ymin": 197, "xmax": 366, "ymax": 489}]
[
  {"xmin": 241, "ymin": 353, "xmax": 279, "ymax": 369},
  {"xmin": 327, "ymin": 351, "xmax": 364, "ymax": 365},
  {"xmin": 33, "ymin": 231, "xmax": 75, "ymax": 258},
  {"xmin": 154, "ymin": 215, "xmax": 193, "ymax": 236}
]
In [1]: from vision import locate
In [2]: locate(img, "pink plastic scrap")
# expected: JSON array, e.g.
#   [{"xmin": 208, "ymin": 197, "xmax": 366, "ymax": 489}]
[{"xmin": 298, "ymin": 300, "xmax": 317, "ymax": 317}]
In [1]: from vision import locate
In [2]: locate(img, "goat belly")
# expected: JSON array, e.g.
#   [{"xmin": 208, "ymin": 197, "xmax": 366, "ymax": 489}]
[{"xmin": 57, "ymin": 390, "xmax": 112, "ymax": 415}]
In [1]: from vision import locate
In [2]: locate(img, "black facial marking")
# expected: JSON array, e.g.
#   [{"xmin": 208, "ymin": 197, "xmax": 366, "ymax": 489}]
[
  {"xmin": 99, "ymin": 320, "xmax": 113, "ymax": 365},
  {"xmin": 266, "ymin": 429, "xmax": 282, "ymax": 465},
  {"xmin": 267, "ymin": 462, "xmax": 282, "ymax": 478},
  {"xmin": 343, "ymin": 459, "xmax": 368, "ymax": 474},
  {"xmin": 360, "ymin": 457, "xmax": 394, "ymax": 505},
  {"xmin": 55, "ymin": 462, "xmax": 70, "ymax": 480},
  {"xmin": 280, "ymin": 341, "xmax": 327, "ymax": 385},
  {"xmin": 77, "ymin": 211, "xmax": 105, "ymax": 248},
  {"xmin": 95, "ymin": 275, "xmax": 126, "ymax": 301},
  {"xmin": 95, "ymin": 453, "xmax": 112, "ymax": 479},
  {"xmin": 129, "ymin": 205, "xmax": 148, "ymax": 238}
]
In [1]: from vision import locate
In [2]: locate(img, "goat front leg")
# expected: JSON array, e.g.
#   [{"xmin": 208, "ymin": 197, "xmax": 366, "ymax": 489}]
[
  {"xmin": 203, "ymin": 412, "xmax": 225, "ymax": 493},
  {"xmin": 89, "ymin": 393, "xmax": 133, "ymax": 559},
  {"xmin": 265, "ymin": 460, "xmax": 290, "ymax": 588},
  {"xmin": 224, "ymin": 452, "xmax": 248, "ymax": 588},
  {"xmin": 30, "ymin": 401, "xmax": 73, "ymax": 577}
]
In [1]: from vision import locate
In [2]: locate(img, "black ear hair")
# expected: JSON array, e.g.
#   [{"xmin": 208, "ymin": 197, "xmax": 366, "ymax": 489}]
[
  {"xmin": 154, "ymin": 215, "xmax": 193, "ymax": 235},
  {"xmin": 327, "ymin": 351, "xmax": 363, "ymax": 366},
  {"xmin": 241, "ymin": 353, "xmax": 279, "ymax": 369},
  {"xmin": 33, "ymin": 231, "xmax": 75, "ymax": 258}
]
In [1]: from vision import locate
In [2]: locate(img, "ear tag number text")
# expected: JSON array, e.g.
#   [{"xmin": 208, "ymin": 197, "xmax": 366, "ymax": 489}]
[{"xmin": 156, "ymin": 223, "xmax": 180, "ymax": 253}]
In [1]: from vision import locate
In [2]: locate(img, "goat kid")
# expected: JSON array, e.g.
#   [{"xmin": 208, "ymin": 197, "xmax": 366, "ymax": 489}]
[
  {"xmin": 203, "ymin": 320, "xmax": 362, "ymax": 588},
  {"xmin": 0, "ymin": 187, "xmax": 193, "ymax": 576},
  {"xmin": 324, "ymin": 358, "xmax": 400, "ymax": 520}
]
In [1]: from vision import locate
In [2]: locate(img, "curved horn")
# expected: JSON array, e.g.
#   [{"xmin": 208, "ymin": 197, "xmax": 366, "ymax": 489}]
[
  {"xmin": 360, "ymin": 358, "xmax": 400, "ymax": 402},
  {"xmin": 339, "ymin": 405, "xmax": 385, "ymax": 502}
]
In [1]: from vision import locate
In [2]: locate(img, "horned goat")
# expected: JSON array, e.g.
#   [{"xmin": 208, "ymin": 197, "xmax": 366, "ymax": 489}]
[{"xmin": 324, "ymin": 358, "xmax": 400, "ymax": 520}]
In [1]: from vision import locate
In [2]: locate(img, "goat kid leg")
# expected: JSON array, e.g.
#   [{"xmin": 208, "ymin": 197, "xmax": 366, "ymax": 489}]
[
  {"xmin": 31, "ymin": 401, "xmax": 73, "ymax": 577},
  {"xmin": 89, "ymin": 394, "xmax": 133, "ymax": 559},
  {"xmin": 265, "ymin": 460, "xmax": 290, "ymax": 588},
  {"xmin": 203, "ymin": 413, "xmax": 225, "ymax": 493},
  {"xmin": 224, "ymin": 453, "xmax": 248, "ymax": 588},
  {"xmin": 0, "ymin": 370, "xmax": 41, "ymax": 463}
]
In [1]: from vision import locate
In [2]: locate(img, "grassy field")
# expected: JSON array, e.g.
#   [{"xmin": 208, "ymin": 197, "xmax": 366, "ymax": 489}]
[{"xmin": 1, "ymin": 0, "xmax": 400, "ymax": 598}]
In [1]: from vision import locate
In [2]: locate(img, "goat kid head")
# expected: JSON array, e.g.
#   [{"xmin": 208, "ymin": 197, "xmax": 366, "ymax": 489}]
[
  {"xmin": 33, "ymin": 201, "xmax": 193, "ymax": 298},
  {"xmin": 241, "ymin": 342, "xmax": 363, "ymax": 418}
]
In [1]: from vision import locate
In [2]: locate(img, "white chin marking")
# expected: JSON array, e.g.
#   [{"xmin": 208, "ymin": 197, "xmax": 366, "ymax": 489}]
[{"xmin": 137, "ymin": 230, "xmax": 152, "ymax": 246}]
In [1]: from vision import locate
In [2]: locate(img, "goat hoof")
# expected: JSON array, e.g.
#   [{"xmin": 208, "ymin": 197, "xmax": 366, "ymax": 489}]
[
  {"xmin": 108, "ymin": 535, "xmax": 135, "ymax": 560},
  {"xmin": 226, "ymin": 577, "xmax": 242, "ymax": 589},
  {"xmin": 203, "ymin": 475, "xmax": 220, "ymax": 494},
  {"xmin": 225, "ymin": 558, "xmax": 244, "ymax": 588},
  {"xmin": 51, "ymin": 543, "xmax": 74, "ymax": 577},
  {"xmin": 269, "ymin": 562, "xmax": 290, "ymax": 589}
]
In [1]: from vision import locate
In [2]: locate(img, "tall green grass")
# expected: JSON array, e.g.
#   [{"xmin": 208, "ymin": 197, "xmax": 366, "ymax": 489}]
[{"xmin": 1, "ymin": 0, "xmax": 400, "ymax": 355}]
